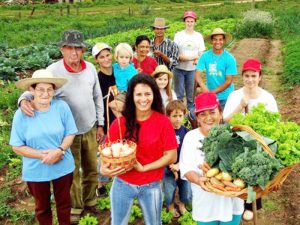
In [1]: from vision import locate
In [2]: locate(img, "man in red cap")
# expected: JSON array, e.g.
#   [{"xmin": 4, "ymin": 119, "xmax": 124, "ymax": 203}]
[
  {"xmin": 173, "ymin": 11, "xmax": 206, "ymax": 127},
  {"xmin": 223, "ymin": 58, "xmax": 278, "ymax": 221},
  {"xmin": 223, "ymin": 58, "xmax": 278, "ymax": 122}
]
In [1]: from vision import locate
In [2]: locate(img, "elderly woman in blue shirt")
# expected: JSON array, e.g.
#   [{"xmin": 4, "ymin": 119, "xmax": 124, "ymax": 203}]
[{"xmin": 10, "ymin": 69, "xmax": 77, "ymax": 225}]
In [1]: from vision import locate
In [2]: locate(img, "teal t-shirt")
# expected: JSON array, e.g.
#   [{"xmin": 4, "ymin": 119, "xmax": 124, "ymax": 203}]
[
  {"xmin": 196, "ymin": 49, "xmax": 237, "ymax": 100},
  {"xmin": 113, "ymin": 63, "xmax": 137, "ymax": 92},
  {"xmin": 9, "ymin": 99, "xmax": 77, "ymax": 182}
]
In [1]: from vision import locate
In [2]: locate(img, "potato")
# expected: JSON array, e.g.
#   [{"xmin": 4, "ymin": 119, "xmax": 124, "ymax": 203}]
[
  {"xmin": 221, "ymin": 172, "xmax": 233, "ymax": 181},
  {"xmin": 233, "ymin": 178, "xmax": 246, "ymax": 189},
  {"xmin": 206, "ymin": 168, "xmax": 220, "ymax": 178}
]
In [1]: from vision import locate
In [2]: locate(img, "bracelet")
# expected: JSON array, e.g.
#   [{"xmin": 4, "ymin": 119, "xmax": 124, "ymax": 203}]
[{"xmin": 58, "ymin": 146, "xmax": 65, "ymax": 155}]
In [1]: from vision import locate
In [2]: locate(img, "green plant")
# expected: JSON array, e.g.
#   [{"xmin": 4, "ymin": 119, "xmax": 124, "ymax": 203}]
[
  {"xmin": 161, "ymin": 208, "xmax": 172, "ymax": 224},
  {"xmin": 236, "ymin": 10, "xmax": 274, "ymax": 38},
  {"xmin": 178, "ymin": 211, "xmax": 196, "ymax": 225},
  {"xmin": 79, "ymin": 213, "xmax": 98, "ymax": 225}
]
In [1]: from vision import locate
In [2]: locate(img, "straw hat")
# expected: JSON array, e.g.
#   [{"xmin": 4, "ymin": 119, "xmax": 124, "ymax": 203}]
[
  {"xmin": 205, "ymin": 28, "xmax": 233, "ymax": 44},
  {"xmin": 151, "ymin": 18, "xmax": 169, "ymax": 29},
  {"xmin": 15, "ymin": 69, "xmax": 67, "ymax": 90},
  {"xmin": 151, "ymin": 65, "xmax": 173, "ymax": 78}
]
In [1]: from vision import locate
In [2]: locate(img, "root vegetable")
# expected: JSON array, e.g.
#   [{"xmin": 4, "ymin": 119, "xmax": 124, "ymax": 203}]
[
  {"xmin": 215, "ymin": 173, "xmax": 223, "ymax": 180},
  {"xmin": 221, "ymin": 172, "xmax": 232, "ymax": 181},
  {"xmin": 233, "ymin": 178, "xmax": 246, "ymax": 189},
  {"xmin": 206, "ymin": 168, "xmax": 220, "ymax": 178}
]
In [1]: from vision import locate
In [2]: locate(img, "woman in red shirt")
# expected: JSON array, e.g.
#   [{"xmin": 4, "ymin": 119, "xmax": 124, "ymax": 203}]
[
  {"xmin": 133, "ymin": 35, "xmax": 158, "ymax": 75},
  {"xmin": 101, "ymin": 74, "xmax": 177, "ymax": 225}
]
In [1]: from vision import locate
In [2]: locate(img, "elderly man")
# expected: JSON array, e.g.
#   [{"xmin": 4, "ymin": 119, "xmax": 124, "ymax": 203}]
[
  {"xmin": 19, "ymin": 30, "xmax": 104, "ymax": 224},
  {"xmin": 150, "ymin": 17, "xmax": 179, "ymax": 71},
  {"xmin": 195, "ymin": 28, "xmax": 237, "ymax": 109}
]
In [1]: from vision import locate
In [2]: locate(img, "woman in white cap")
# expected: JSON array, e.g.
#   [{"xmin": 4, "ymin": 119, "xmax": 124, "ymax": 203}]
[
  {"xmin": 179, "ymin": 92, "xmax": 244, "ymax": 225},
  {"xmin": 9, "ymin": 69, "xmax": 77, "ymax": 225},
  {"xmin": 92, "ymin": 42, "xmax": 115, "ymax": 196}
]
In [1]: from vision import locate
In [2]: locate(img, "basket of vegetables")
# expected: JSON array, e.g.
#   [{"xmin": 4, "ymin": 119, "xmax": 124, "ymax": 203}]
[
  {"xmin": 201, "ymin": 123, "xmax": 297, "ymax": 201},
  {"xmin": 98, "ymin": 86, "xmax": 137, "ymax": 170}
]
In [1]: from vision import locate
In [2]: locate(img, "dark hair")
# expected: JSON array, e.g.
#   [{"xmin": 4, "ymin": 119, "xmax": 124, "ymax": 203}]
[
  {"xmin": 166, "ymin": 100, "xmax": 187, "ymax": 116},
  {"xmin": 122, "ymin": 74, "xmax": 164, "ymax": 142},
  {"xmin": 135, "ymin": 35, "xmax": 151, "ymax": 46},
  {"xmin": 211, "ymin": 34, "xmax": 226, "ymax": 41}
]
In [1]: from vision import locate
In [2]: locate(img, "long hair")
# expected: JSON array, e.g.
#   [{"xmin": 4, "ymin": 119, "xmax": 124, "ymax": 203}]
[
  {"xmin": 122, "ymin": 74, "xmax": 164, "ymax": 142},
  {"xmin": 152, "ymin": 72, "xmax": 173, "ymax": 103}
]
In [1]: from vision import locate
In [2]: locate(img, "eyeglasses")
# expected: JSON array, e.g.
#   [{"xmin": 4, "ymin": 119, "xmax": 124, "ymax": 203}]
[{"xmin": 35, "ymin": 88, "xmax": 55, "ymax": 96}]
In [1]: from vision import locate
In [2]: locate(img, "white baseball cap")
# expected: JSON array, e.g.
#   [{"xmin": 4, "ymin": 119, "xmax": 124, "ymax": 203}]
[{"xmin": 92, "ymin": 43, "xmax": 112, "ymax": 57}]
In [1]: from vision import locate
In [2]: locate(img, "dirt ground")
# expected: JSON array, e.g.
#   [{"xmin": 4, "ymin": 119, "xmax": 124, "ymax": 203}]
[{"xmin": 1, "ymin": 38, "xmax": 300, "ymax": 225}]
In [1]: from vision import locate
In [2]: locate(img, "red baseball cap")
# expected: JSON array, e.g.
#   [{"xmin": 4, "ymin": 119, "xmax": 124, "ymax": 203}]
[
  {"xmin": 242, "ymin": 58, "xmax": 262, "ymax": 73},
  {"xmin": 183, "ymin": 11, "xmax": 197, "ymax": 21},
  {"xmin": 194, "ymin": 92, "xmax": 220, "ymax": 114}
]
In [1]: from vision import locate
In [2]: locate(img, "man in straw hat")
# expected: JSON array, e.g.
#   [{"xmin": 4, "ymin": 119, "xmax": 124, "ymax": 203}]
[
  {"xmin": 150, "ymin": 17, "xmax": 179, "ymax": 71},
  {"xmin": 19, "ymin": 30, "xmax": 105, "ymax": 224},
  {"xmin": 195, "ymin": 27, "xmax": 237, "ymax": 109},
  {"xmin": 11, "ymin": 69, "xmax": 77, "ymax": 225}
]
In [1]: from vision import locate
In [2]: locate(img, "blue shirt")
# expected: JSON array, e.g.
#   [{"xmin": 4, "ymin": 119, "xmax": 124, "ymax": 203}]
[
  {"xmin": 175, "ymin": 125, "xmax": 189, "ymax": 163},
  {"xmin": 9, "ymin": 99, "xmax": 78, "ymax": 182},
  {"xmin": 196, "ymin": 49, "xmax": 237, "ymax": 100},
  {"xmin": 113, "ymin": 63, "xmax": 137, "ymax": 92}
]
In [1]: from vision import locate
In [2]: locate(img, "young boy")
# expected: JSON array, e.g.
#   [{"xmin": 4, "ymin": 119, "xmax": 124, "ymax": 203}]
[{"xmin": 163, "ymin": 100, "xmax": 192, "ymax": 217}]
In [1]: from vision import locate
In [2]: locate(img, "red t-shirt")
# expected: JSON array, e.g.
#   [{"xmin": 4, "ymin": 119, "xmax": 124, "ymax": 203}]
[
  {"xmin": 133, "ymin": 56, "xmax": 158, "ymax": 75},
  {"xmin": 106, "ymin": 111, "xmax": 177, "ymax": 185}
]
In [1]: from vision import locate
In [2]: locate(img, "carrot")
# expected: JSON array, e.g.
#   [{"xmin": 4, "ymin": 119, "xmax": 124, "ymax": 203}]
[
  {"xmin": 225, "ymin": 186, "xmax": 241, "ymax": 192},
  {"xmin": 210, "ymin": 181, "xmax": 226, "ymax": 191},
  {"xmin": 221, "ymin": 180, "xmax": 239, "ymax": 188}
]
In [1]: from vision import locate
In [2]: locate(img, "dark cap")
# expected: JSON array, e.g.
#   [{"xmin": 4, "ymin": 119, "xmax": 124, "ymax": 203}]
[{"xmin": 58, "ymin": 30, "xmax": 87, "ymax": 48}]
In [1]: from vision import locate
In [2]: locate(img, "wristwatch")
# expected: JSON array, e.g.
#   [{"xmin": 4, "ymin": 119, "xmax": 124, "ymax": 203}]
[{"xmin": 58, "ymin": 146, "xmax": 65, "ymax": 155}]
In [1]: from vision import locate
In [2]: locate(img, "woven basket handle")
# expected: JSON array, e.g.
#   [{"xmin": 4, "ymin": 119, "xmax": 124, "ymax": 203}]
[
  {"xmin": 232, "ymin": 124, "xmax": 274, "ymax": 157},
  {"xmin": 106, "ymin": 86, "xmax": 123, "ymax": 144}
]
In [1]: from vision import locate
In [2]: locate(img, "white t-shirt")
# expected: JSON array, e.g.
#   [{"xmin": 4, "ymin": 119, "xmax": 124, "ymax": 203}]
[
  {"xmin": 223, "ymin": 88, "xmax": 278, "ymax": 119},
  {"xmin": 160, "ymin": 89, "xmax": 177, "ymax": 108},
  {"xmin": 179, "ymin": 128, "xmax": 244, "ymax": 222},
  {"xmin": 174, "ymin": 30, "xmax": 205, "ymax": 71}
]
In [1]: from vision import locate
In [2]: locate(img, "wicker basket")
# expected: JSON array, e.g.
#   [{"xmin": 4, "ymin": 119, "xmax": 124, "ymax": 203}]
[
  {"xmin": 98, "ymin": 86, "xmax": 137, "ymax": 170},
  {"xmin": 203, "ymin": 124, "xmax": 297, "ymax": 200}
]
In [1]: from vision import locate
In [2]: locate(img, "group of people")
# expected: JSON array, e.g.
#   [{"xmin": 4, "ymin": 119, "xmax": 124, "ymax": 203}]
[{"xmin": 9, "ymin": 10, "xmax": 278, "ymax": 225}]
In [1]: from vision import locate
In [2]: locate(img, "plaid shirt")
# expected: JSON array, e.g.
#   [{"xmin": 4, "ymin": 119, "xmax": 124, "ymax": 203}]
[{"xmin": 151, "ymin": 38, "xmax": 179, "ymax": 71}]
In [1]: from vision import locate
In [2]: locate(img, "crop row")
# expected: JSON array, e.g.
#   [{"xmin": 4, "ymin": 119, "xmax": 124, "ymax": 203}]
[{"xmin": 0, "ymin": 18, "xmax": 238, "ymax": 81}]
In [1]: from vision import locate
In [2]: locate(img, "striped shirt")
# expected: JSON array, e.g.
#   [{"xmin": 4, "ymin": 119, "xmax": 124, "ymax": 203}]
[{"xmin": 151, "ymin": 38, "xmax": 179, "ymax": 71}]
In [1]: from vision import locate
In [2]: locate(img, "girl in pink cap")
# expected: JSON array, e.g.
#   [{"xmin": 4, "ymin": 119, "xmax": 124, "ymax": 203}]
[
  {"xmin": 173, "ymin": 11, "xmax": 206, "ymax": 128},
  {"xmin": 179, "ymin": 92, "xmax": 244, "ymax": 225}
]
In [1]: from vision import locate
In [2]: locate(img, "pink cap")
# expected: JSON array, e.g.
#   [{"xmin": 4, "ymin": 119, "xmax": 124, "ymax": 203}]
[
  {"xmin": 242, "ymin": 58, "xmax": 262, "ymax": 73},
  {"xmin": 194, "ymin": 92, "xmax": 220, "ymax": 114},
  {"xmin": 183, "ymin": 11, "xmax": 197, "ymax": 21}
]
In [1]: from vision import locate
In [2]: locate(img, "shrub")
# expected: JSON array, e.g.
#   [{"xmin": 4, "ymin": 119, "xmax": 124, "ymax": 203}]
[
  {"xmin": 79, "ymin": 214, "xmax": 98, "ymax": 225},
  {"xmin": 236, "ymin": 10, "xmax": 274, "ymax": 38}
]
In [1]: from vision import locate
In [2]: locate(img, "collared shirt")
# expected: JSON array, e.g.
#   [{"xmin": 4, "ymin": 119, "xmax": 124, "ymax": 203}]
[
  {"xmin": 63, "ymin": 59, "xmax": 86, "ymax": 73},
  {"xmin": 151, "ymin": 38, "xmax": 179, "ymax": 71}
]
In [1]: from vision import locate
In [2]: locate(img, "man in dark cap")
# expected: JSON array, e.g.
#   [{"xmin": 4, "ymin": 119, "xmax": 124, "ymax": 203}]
[{"xmin": 19, "ymin": 30, "xmax": 104, "ymax": 224}]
